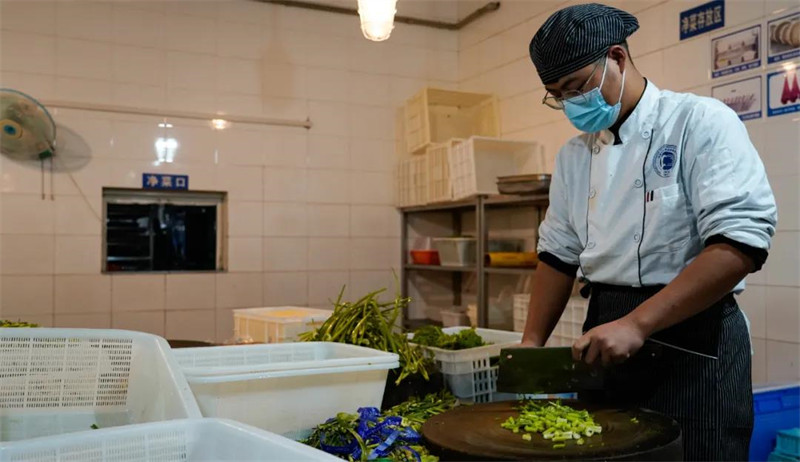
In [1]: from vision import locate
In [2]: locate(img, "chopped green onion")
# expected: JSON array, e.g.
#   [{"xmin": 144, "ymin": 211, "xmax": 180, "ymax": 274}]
[{"xmin": 501, "ymin": 400, "xmax": 603, "ymax": 448}]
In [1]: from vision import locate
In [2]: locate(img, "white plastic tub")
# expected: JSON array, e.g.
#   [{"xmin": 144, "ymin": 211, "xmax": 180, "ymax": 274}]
[
  {"xmin": 0, "ymin": 328, "xmax": 201, "ymax": 442},
  {"xmin": 0, "ymin": 418, "xmax": 340, "ymax": 461},
  {"xmin": 233, "ymin": 306, "xmax": 332, "ymax": 344},
  {"xmin": 433, "ymin": 237, "xmax": 476, "ymax": 266},
  {"xmin": 441, "ymin": 309, "xmax": 470, "ymax": 327},
  {"xmin": 172, "ymin": 342, "xmax": 398, "ymax": 438}
]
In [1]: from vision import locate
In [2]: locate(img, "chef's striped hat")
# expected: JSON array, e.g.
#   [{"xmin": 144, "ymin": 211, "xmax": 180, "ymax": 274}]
[{"xmin": 529, "ymin": 3, "xmax": 639, "ymax": 85}]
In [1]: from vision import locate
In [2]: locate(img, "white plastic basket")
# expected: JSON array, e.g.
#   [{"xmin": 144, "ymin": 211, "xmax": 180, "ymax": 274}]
[
  {"xmin": 414, "ymin": 327, "xmax": 521, "ymax": 402},
  {"xmin": 404, "ymin": 88, "xmax": 499, "ymax": 155},
  {"xmin": 426, "ymin": 139, "xmax": 463, "ymax": 203},
  {"xmin": 0, "ymin": 418, "xmax": 340, "ymax": 461},
  {"xmin": 432, "ymin": 237, "xmax": 476, "ymax": 267},
  {"xmin": 513, "ymin": 293, "xmax": 530, "ymax": 333},
  {"xmin": 233, "ymin": 307, "xmax": 332, "ymax": 344},
  {"xmin": 171, "ymin": 342, "xmax": 398, "ymax": 438},
  {"xmin": 547, "ymin": 296, "xmax": 589, "ymax": 347},
  {"xmin": 0, "ymin": 328, "xmax": 201, "ymax": 442},
  {"xmin": 395, "ymin": 156, "xmax": 428, "ymax": 207},
  {"xmin": 449, "ymin": 137, "xmax": 545, "ymax": 201}
]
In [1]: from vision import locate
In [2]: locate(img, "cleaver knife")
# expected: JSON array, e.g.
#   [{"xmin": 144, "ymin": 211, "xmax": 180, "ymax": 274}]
[{"xmin": 497, "ymin": 347, "xmax": 604, "ymax": 394}]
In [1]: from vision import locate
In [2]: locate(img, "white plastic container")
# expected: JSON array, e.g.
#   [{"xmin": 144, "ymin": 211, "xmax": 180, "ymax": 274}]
[
  {"xmin": 172, "ymin": 342, "xmax": 398, "ymax": 438},
  {"xmin": 449, "ymin": 137, "xmax": 545, "ymax": 200},
  {"xmin": 0, "ymin": 328, "xmax": 201, "ymax": 442},
  {"xmin": 0, "ymin": 418, "xmax": 340, "ymax": 461},
  {"xmin": 233, "ymin": 307, "xmax": 332, "ymax": 344},
  {"xmin": 432, "ymin": 237, "xmax": 476, "ymax": 266},
  {"xmin": 404, "ymin": 88, "xmax": 499, "ymax": 155},
  {"xmin": 441, "ymin": 309, "xmax": 470, "ymax": 327},
  {"xmin": 415, "ymin": 327, "xmax": 522, "ymax": 402}
]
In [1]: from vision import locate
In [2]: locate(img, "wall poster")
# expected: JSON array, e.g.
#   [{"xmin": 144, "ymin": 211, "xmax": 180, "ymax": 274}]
[
  {"xmin": 767, "ymin": 65, "xmax": 800, "ymax": 117},
  {"xmin": 712, "ymin": 75, "xmax": 762, "ymax": 121},
  {"xmin": 711, "ymin": 25, "xmax": 761, "ymax": 78}
]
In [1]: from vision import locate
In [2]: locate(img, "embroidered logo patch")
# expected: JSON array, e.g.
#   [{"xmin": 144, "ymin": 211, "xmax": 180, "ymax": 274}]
[{"xmin": 653, "ymin": 145, "xmax": 678, "ymax": 178}]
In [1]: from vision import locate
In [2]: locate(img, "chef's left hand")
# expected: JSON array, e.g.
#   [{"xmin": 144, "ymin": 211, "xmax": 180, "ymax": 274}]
[{"xmin": 572, "ymin": 316, "xmax": 647, "ymax": 367}]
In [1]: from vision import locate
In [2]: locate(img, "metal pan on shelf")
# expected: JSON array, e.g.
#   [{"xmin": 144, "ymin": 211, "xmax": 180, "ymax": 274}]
[{"xmin": 497, "ymin": 174, "xmax": 552, "ymax": 196}]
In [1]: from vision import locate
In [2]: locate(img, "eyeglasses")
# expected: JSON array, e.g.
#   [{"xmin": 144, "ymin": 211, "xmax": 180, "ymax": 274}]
[{"xmin": 542, "ymin": 58, "xmax": 605, "ymax": 110}]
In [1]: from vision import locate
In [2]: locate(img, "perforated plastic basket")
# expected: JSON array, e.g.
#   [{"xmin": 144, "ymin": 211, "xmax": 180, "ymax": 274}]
[
  {"xmin": 0, "ymin": 328, "xmax": 200, "ymax": 442},
  {"xmin": 411, "ymin": 327, "xmax": 521, "ymax": 402},
  {"xmin": 233, "ymin": 307, "xmax": 332, "ymax": 344},
  {"xmin": 0, "ymin": 418, "xmax": 339, "ymax": 461},
  {"xmin": 172, "ymin": 342, "xmax": 398, "ymax": 438}
]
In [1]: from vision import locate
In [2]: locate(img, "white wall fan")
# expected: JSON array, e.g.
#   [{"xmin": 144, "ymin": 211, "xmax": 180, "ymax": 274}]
[{"xmin": 1, "ymin": 88, "xmax": 91, "ymax": 200}]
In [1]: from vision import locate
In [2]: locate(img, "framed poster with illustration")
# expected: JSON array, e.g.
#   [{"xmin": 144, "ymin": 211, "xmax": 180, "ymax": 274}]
[
  {"xmin": 767, "ymin": 10, "xmax": 800, "ymax": 64},
  {"xmin": 712, "ymin": 75, "xmax": 762, "ymax": 121},
  {"xmin": 767, "ymin": 65, "xmax": 800, "ymax": 117},
  {"xmin": 711, "ymin": 25, "xmax": 761, "ymax": 78}
]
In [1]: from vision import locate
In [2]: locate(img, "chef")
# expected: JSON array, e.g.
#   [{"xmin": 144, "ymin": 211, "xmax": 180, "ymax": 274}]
[{"xmin": 520, "ymin": 3, "xmax": 777, "ymax": 461}]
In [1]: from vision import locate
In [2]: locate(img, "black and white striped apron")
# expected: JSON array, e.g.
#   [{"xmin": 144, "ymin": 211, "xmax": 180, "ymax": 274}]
[{"xmin": 580, "ymin": 284, "xmax": 754, "ymax": 462}]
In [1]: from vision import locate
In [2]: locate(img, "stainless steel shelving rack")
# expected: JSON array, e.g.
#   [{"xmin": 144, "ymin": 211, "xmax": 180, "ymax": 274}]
[{"xmin": 400, "ymin": 194, "xmax": 549, "ymax": 329}]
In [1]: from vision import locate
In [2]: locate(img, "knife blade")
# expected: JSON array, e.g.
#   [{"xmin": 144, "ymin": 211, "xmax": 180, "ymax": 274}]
[{"xmin": 497, "ymin": 346, "xmax": 604, "ymax": 394}]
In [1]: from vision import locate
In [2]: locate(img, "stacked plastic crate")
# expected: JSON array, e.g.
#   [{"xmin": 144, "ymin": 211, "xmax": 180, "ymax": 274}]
[
  {"xmin": 513, "ymin": 294, "xmax": 588, "ymax": 346},
  {"xmin": 395, "ymin": 87, "xmax": 502, "ymax": 208}
]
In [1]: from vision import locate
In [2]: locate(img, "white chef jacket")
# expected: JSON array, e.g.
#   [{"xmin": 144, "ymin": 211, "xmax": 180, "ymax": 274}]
[{"xmin": 537, "ymin": 81, "xmax": 777, "ymax": 290}]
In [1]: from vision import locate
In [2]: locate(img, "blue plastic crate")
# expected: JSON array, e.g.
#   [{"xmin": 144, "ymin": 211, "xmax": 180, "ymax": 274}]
[
  {"xmin": 751, "ymin": 384, "xmax": 800, "ymax": 462},
  {"xmin": 767, "ymin": 451, "xmax": 799, "ymax": 462},
  {"xmin": 777, "ymin": 429, "xmax": 800, "ymax": 457}
]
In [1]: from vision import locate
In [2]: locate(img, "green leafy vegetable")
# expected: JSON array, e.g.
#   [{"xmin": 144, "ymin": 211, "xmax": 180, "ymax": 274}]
[
  {"xmin": 411, "ymin": 326, "xmax": 487, "ymax": 350},
  {"xmin": 90, "ymin": 424, "xmax": 99, "ymax": 430},
  {"xmin": 0, "ymin": 320, "xmax": 39, "ymax": 328},
  {"xmin": 299, "ymin": 287, "xmax": 430, "ymax": 384},
  {"xmin": 501, "ymin": 401, "xmax": 602, "ymax": 449},
  {"xmin": 384, "ymin": 391, "xmax": 457, "ymax": 432},
  {"xmin": 303, "ymin": 392, "xmax": 456, "ymax": 462}
]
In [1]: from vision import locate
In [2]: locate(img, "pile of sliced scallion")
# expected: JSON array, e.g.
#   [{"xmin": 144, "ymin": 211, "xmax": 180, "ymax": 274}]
[{"xmin": 501, "ymin": 401, "xmax": 602, "ymax": 449}]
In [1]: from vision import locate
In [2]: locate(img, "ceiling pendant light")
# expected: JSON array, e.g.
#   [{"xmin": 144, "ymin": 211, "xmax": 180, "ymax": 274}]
[{"xmin": 357, "ymin": 0, "xmax": 398, "ymax": 42}]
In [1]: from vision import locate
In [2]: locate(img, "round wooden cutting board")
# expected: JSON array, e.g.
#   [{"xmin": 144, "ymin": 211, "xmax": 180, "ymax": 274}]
[{"xmin": 422, "ymin": 400, "xmax": 683, "ymax": 461}]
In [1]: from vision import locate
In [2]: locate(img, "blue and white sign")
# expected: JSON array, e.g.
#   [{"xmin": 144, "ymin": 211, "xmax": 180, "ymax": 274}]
[
  {"xmin": 767, "ymin": 11, "xmax": 800, "ymax": 64},
  {"xmin": 680, "ymin": 0, "xmax": 725, "ymax": 41},
  {"xmin": 142, "ymin": 173, "xmax": 189, "ymax": 190},
  {"xmin": 767, "ymin": 66, "xmax": 800, "ymax": 117},
  {"xmin": 711, "ymin": 25, "xmax": 761, "ymax": 79},
  {"xmin": 712, "ymin": 76, "xmax": 762, "ymax": 121}
]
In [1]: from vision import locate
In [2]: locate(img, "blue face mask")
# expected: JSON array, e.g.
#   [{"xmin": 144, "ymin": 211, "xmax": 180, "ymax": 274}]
[{"xmin": 563, "ymin": 59, "xmax": 626, "ymax": 133}]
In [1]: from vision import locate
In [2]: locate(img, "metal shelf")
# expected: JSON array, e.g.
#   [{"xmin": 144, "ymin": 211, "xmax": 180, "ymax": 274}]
[
  {"xmin": 400, "ymin": 194, "xmax": 548, "ymax": 214},
  {"xmin": 400, "ymin": 194, "xmax": 549, "ymax": 329},
  {"xmin": 485, "ymin": 266, "xmax": 537, "ymax": 275},
  {"xmin": 404, "ymin": 264, "xmax": 536, "ymax": 275},
  {"xmin": 404, "ymin": 264, "xmax": 475, "ymax": 272}
]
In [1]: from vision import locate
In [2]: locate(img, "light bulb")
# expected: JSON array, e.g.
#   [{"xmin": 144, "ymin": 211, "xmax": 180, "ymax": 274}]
[
  {"xmin": 357, "ymin": 0, "xmax": 398, "ymax": 42},
  {"xmin": 212, "ymin": 119, "xmax": 229, "ymax": 130}
]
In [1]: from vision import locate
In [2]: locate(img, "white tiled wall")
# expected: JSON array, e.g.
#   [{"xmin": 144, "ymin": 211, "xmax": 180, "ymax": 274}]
[
  {"xmin": 0, "ymin": 0, "xmax": 451, "ymax": 342},
  {"xmin": 459, "ymin": 0, "xmax": 800, "ymax": 383}
]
